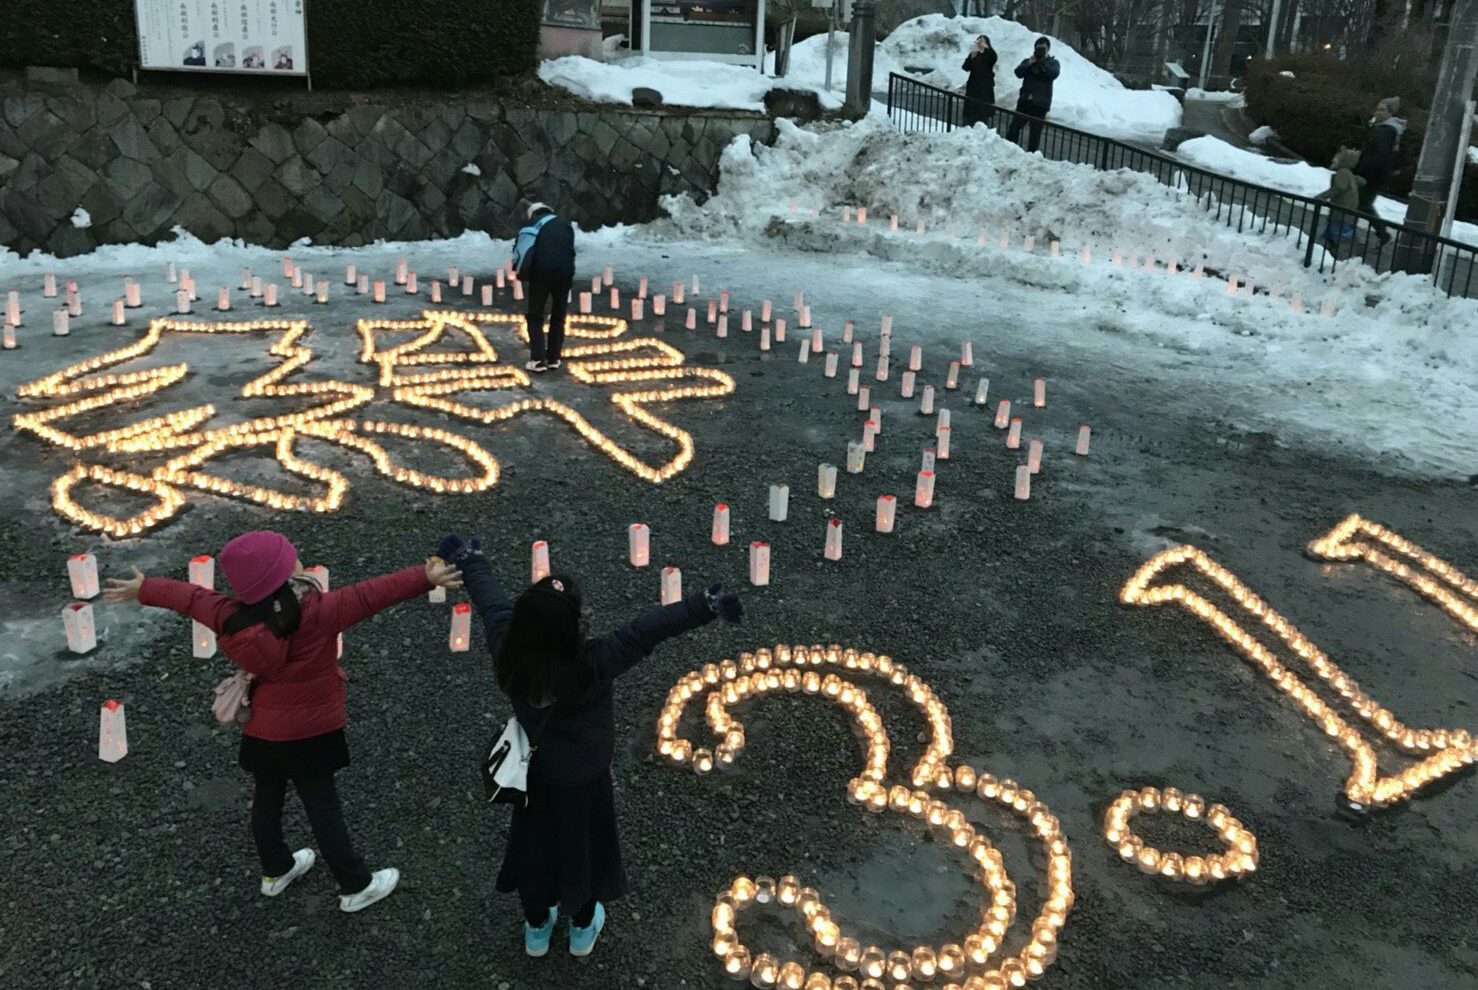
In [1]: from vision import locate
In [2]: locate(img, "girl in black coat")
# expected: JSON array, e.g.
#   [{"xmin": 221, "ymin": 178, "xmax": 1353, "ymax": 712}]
[
  {"xmin": 439, "ymin": 533, "xmax": 741, "ymax": 959},
  {"xmin": 962, "ymin": 35, "xmax": 997, "ymax": 126}
]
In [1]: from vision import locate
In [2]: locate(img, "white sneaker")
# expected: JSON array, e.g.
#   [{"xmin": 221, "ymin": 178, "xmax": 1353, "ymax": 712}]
[
  {"xmin": 261, "ymin": 848, "xmax": 316, "ymax": 897},
  {"xmin": 339, "ymin": 867, "xmax": 400, "ymax": 913}
]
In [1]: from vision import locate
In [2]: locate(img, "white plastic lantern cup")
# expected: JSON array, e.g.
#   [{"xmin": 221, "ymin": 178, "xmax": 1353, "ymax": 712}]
[
  {"xmin": 611, "ymin": 287, "xmax": 622, "ymax": 310},
  {"xmin": 857, "ymin": 207, "xmax": 868, "ymax": 224},
  {"xmin": 345, "ymin": 263, "xmax": 357, "ymax": 285},
  {"xmin": 849, "ymin": 341, "xmax": 863, "ymax": 369},
  {"xmin": 749, "ymin": 542, "xmax": 770, "ymax": 587},
  {"xmin": 356, "ymin": 275, "xmax": 368, "ymax": 295},
  {"xmin": 373, "ymin": 281, "xmax": 386, "ymax": 304},
  {"xmin": 629, "ymin": 523, "xmax": 651, "ymax": 567},
  {"xmin": 846, "ymin": 440, "xmax": 866, "ymax": 474},
  {"xmin": 395, "ymin": 258, "xmax": 408, "ymax": 284},
  {"xmin": 1015, "ymin": 466, "xmax": 1032, "ymax": 501},
  {"xmin": 946, "ymin": 361, "xmax": 961, "ymax": 390},
  {"xmin": 463, "ymin": 275, "xmax": 475, "ymax": 296},
  {"xmin": 994, "ymin": 399, "xmax": 1011, "ymax": 428},
  {"xmin": 712, "ymin": 503, "xmax": 731, "ymax": 545},
  {"xmin": 316, "ymin": 280, "xmax": 329, "ymax": 304},
  {"xmin": 43, "ymin": 272, "xmax": 58, "ymax": 297},
  {"xmin": 99, "ymin": 699, "xmax": 127, "ymax": 763},
  {"xmin": 430, "ymin": 280, "xmax": 442, "ymax": 303},
  {"xmin": 720, "ymin": 289, "xmax": 730, "ymax": 313},
  {"xmin": 900, "ymin": 370, "xmax": 916, "ymax": 399},
  {"xmin": 824, "ymin": 519, "xmax": 844, "ymax": 561},
  {"xmin": 760, "ymin": 327, "xmax": 771, "ymax": 351},
  {"xmin": 498, "ymin": 269, "xmax": 509, "ymax": 291},
  {"xmin": 768, "ymin": 484, "xmax": 789, "ymax": 522},
  {"xmin": 449, "ymin": 602, "xmax": 472, "ymax": 652},
  {"xmin": 579, "ymin": 292, "xmax": 592, "ymax": 314},
  {"xmin": 3, "ymin": 325, "xmax": 16, "ymax": 349},
  {"xmin": 1051, "ymin": 240, "xmax": 1061, "ymax": 258},
  {"xmin": 632, "ymin": 298, "xmax": 645, "ymax": 321},
  {"xmin": 707, "ymin": 300, "xmax": 717, "ymax": 324},
  {"xmin": 847, "ymin": 368, "xmax": 860, "ymax": 395},
  {"xmin": 406, "ymin": 272, "xmax": 419, "ymax": 294},
  {"xmin": 1033, "ymin": 378, "xmax": 1046, "ymax": 407},
  {"xmin": 50, "ymin": 309, "xmax": 70, "ymax": 335},
  {"xmin": 1076, "ymin": 425, "xmax": 1092, "ymax": 456},
  {"xmin": 716, "ymin": 314, "xmax": 727, "ymax": 338},
  {"xmin": 672, "ymin": 282, "xmax": 685, "ymax": 305},
  {"xmin": 291, "ymin": 268, "xmax": 304, "ymax": 289},
  {"xmin": 448, "ymin": 265, "xmax": 460, "ymax": 285},
  {"xmin": 531, "ymin": 541, "xmax": 551, "ymax": 584},
  {"xmin": 811, "ymin": 326, "xmax": 824, "ymax": 354},
  {"xmin": 974, "ymin": 377, "xmax": 990, "ymax": 406},
  {"xmin": 740, "ymin": 309, "xmax": 752, "ymax": 332},
  {"xmin": 890, "ymin": 214, "xmax": 899, "ymax": 232},
  {"xmin": 908, "ymin": 344, "xmax": 922, "ymax": 372},
  {"xmin": 761, "ymin": 299, "xmax": 772, "ymax": 322},
  {"xmin": 67, "ymin": 289, "xmax": 81, "ymax": 317},
  {"xmin": 914, "ymin": 470, "xmax": 936, "ymax": 508},
  {"xmin": 6, "ymin": 288, "xmax": 20, "ymax": 325},
  {"xmin": 481, "ymin": 285, "xmax": 494, "ymax": 306},
  {"xmin": 591, "ymin": 275, "xmax": 603, "ymax": 295},
  {"xmin": 638, "ymin": 276, "xmax": 649, "ymax": 298},
  {"xmin": 301, "ymin": 273, "xmax": 315, "ymax": 296},
  {"xmin": 919, "ymin": 385, "xmax": 935, "ymax": 416},
  {"xmin": 818, "ymin": 463, "xmax": 837, "ymax": 499},
  {"xmin": 875, "ymin": 355, "xmax": 889, "ymax": 382},
  {"xmin": 661, "ymin": 567, "xmax": 683, "ymax": 605},
  {"xmin": 685, "ymin": 308, "xmax": 697, "ymax": 331},
  {"xmin": 601, "ymin": 265, "xmax": 614, "ymax": 288},
  {"xmin": 64, "ymin": 602, "xmax": 97, "ymax": 654},
  {"xmin": 125, "ymin": 280, "xmax": 142, "ymax": 308},
  {"xmin": 1028, "ymin": 438, "xmax": 1044, "ymax": 474},
  {"xmin": 875, "ymin": 495, "xmax": 896, "ymax": 533},
  {"xmin": 842, "ymin": 321, "xmax": 854, "ymax": 343},
  {"xmin": 1006, "ymin": 418, "xmax": 1022, "ymax": 449},
  {"xmin": 193, "ymin": 620, "xmax": 217, "ymax": 659},
  {"xmin": 512, "ymin": 280, "xmax": 524, "ymax": 301},
  {"xmin": 862, "ymin": 419, "xmax": 877, "ymax": 453},
  {"xmin": 1024, "ymin": 235, "xmax": 1036, "ymax": 253},
  {"xmin": 856, "ymin": 385, "xmax": 870, "ymax": 412},
  {"xmin": 68, "ymin": 553, "xmax": 99, "ymax": 599},
  {"xmin": 111, "ymin": 299, "xmax": 126, "ymax": 326},
  {"xmin": 870, "ymin": 405, "xmax": 883, "ymax": 435},
  {"xmin": 936, "ymin": 408, "xmax": 949, "ymax": 431},
  {"xmin": 265, "ymin": 284, "xmax": 279, "ymax": 307},
  {"xmin": 799, "ymin": 304, "xmax": 811, "ymax": 327},
  {"xmin": 691, "ymin": 274, "xmax": 701, "ymax": 294},
  {"xmin": 915, "ymin": 220, "xmax": 926, "ymax": 234},
  {"xmin": 278, "ymin": 257, "xmax": 291, "ymax": 279},
  {"xmin": 881, "ymin": 314, "xmax": 893, "ymax": 335},
  {"xmin": 797, "ymin": 339, "xmax": 810, "ymax": 364},
  {"xmin": 936, "ymin": 425, "xmax": 952, "ymax": 460},
  {"xmin": 653, "ymin": 294, "xmax": 666, "ymax": 316},
  {"xmin": 921, "ymin": 448, "xmax": 936, "ymax": 472},
  {"xmin": 169, "ymin": 262, "xmax": 180, "ymax": 283},
  {"xmin": 774, "ymin": 318, "xmax": 786, "ymax": 342},
  {"xmin": 824, "ymin": 352, "xmax": 838, "ymax": 378},
  {"xmin": 961, "ymin": 341, "xmax": 973, "ymax": 367},
  {"xmin": 1080, "ymin": 246, "xmax": 1093, "ymax": 265}
]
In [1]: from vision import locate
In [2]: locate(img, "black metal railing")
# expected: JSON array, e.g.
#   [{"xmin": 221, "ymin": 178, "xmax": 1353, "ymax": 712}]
[{"xmin": 885, "ymin": 73, "xmax": 1478, "ymax": 300}]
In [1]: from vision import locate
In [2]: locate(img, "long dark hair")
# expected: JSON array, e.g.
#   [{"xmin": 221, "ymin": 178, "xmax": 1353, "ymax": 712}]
[
  {"xmin": 495, "ymin": 573, "xmax": 590, "ymax": 707},
  {"xmin": 221, "ymin": 575, "xmax": 317, "ymax": 638}
]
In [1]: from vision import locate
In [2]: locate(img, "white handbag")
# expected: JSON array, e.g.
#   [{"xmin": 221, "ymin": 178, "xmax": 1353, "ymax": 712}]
[{"xmin": 481, "ymin": 711, "xmax": 549, "ymax": 805}]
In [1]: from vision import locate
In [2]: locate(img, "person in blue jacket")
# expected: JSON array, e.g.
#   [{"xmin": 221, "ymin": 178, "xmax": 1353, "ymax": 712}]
[
  {"xmin": 435, "ymin": 533, "xmax": 742, "ymax": 959},
  {"xmin": 511, "ymin": 201, "xmax": 577, "ymax": 373},
  {"xmin": 1007, "ymin": 36, "xmax": 1060, "ymax": 154}
]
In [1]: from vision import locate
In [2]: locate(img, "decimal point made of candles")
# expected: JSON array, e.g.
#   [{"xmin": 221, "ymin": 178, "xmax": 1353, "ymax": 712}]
[
  {"xmin": 1101, "ymin": 787, "xmax": 1257, "ymax": 884},
  {"xmin": 657, "ymin": 643, "xmax": 1074, "ymax": 988},
  {"xmin": 1121, "ymin": 526, "xmax": 1477, "ymax": 811},
  {"xmin": 14, "ymin": 309, "xmax": 735, "ymax": 537}
]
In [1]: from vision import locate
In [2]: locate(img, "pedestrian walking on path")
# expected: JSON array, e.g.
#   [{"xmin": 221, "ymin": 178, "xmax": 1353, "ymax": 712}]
[
  {"xmin": 512, "ymin": 200, "xmax": 577, "ymax": 373},
  {"xmin": 1008, "ymin": 36, "xmax": 1060, "ymax": 153},
  {"xmin": 103, "ymin": 531, "xmax": 464, "ymax": 914},
  {"xmin": 1354, "ymin": 97, "xmax": 1406, "ymax": 244},
  {"xmin": 1319, "ymin": 147, "xmax": 1366, "ymax": 256},
  {"xmin": 437, "ymin": 533, "xmax": 742, "ymax": 959},
  {"xmin": 962, "ymin": 34, "xmax": 997, "ymax": 127}
]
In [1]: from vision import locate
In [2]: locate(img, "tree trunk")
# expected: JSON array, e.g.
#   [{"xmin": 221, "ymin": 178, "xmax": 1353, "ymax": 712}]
[{"xmin": 1212, "ymin": 0, "xmax": 1245, "ymax": 81}]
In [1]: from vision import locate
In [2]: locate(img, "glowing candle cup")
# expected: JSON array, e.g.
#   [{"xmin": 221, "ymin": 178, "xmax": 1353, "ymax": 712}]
[
  {"xmin": 824, "ymin": 518, "xmax": 843, "ymax": 560},
  {"xmin": 1076, "ymin": 425, "xmax": 1091, "ymax": 455},
  {"xmin": 629, "ymin": 523, "xmax": 651, "ymax": 567},
  {"xmin": 915, "ymin": 470, "xmax": 935, "ymax": 508},
  {"xmin": 531, "ymin": 541, "xmax": 550, "ymax": 584},
  {"xmin": 769, "ymin": 484, "xmax": 790, "ymax": 522},
  {"xmin": 875, "ymin": 495, "xmax": 896, "ymax": 533},
  {"xmin": 661, "ymin": 566, "xmax": 682, "ymax": 605},
  {"xmin": 449, "ymin": 602, "xmax": 472, "ymax": 652},
  {"xmin": 64, "ymin": 601, "xmax": 96, "ymax": 654},
  {"xmin": 99, "ymin": 699, "xmax": 127, "ymax": 763},
  {"xmin": 712, "ymin": 503, "xmax": 731, "ymax": 545},
  {"xmin": 1015, "ymin": 465, "xmax": 1032, "ymax": 500},
  {"xmin": 67, "ymin": 553, "xmax": 99, "ymax": 599},
  {"xmin": 818, "ymin": 464, "xmax": 837, "ymax": 499}
]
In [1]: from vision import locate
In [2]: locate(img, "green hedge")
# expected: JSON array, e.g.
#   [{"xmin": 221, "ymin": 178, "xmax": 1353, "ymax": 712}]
[
  {"xmin": 1245, "ymin": 53, "xmax": 1476, "ymax": 224},
  {"xmin": 2, "ymin": 0, "xmax": 540, "ymax": 88}
]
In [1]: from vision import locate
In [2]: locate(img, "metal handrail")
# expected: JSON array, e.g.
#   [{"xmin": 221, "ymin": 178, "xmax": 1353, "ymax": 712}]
[{"xmin": 884, "ymin": 73, "xmax": 1478, "ymax": 299}]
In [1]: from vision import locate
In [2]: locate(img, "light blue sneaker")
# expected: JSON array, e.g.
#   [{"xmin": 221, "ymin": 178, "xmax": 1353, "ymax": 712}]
[
  {"xmin": 568, "ymin": 902, "xmax": 606, "ymax": 957},
  {"xmin": 524, "ymin": 906, "xmax": 558, "ymax": 958}
]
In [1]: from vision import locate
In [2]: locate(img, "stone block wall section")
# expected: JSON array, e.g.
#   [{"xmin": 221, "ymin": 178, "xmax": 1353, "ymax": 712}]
[{"xmin": 0, "ymin": 78, "xmax": 778, "ymax": 257}]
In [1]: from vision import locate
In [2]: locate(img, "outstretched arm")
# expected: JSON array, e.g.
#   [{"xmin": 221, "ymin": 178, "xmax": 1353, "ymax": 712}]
[
  {"xmin": 590, "ymin": 592, "xmax": 715, "ymax": 684},
  {"xmin": 460, "ymin": 553, "xmax": 515, "ymax": 656},
  {"xmin": 318, "ymin": 565, "xmax": 436, "ymax": 635},
  {"xmin": 136, "ymin": 576, "xmax": 238, "ymax": 633}
]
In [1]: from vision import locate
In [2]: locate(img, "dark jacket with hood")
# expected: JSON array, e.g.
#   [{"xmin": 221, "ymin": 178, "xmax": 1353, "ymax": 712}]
[
  {"xmin": 962, "ymin": 48, "xmax": 998, "ymax": 104},
  {"xmin": 462, "ymin": 554, "xmax": 714, "ymax": 787},
  {"xmin": 1014, "ymin": 41, "xmax": 1061, "ymax": 113},
  {"xmin": 1354, "ymin": 115, "xmax": 1407, "ymax": 187},
  {"xmin": 512, "ymin": 208, "xmax": 576, "ymax": 281}
]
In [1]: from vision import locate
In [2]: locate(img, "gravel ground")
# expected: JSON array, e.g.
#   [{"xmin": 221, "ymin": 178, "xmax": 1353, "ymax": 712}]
[{"xmin": 1, "ymin": 255, "xmax": 1474, "ymax": 990}]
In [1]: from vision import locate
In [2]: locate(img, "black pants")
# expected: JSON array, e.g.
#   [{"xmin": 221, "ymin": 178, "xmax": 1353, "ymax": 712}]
[
  {"xmin": 1356, "ymin": 181, "xmax": 1389, "ymax": 239},
  {"xmin": 526, "ymin": 275, "xmax": 573, "ymax": 364},
  {"xmin": 1008, "ymin": 105, "xmax": 1048, "ymax": 153},
  {"xmin": 963, "ymin": 95, "xmax": 994, "ymax": 128},
  {"xmin": 251, "ymin": 769, "xmax": 371, "ymax": 894},
  {"xmin": 524, "ymin": 898, "xmax": 598, "ymax": 928}
]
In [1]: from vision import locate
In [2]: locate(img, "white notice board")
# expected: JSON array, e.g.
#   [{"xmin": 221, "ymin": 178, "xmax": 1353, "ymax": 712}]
[{"xmin": 135, "ymin": 0, "xmax": 308, "ymax": 75}]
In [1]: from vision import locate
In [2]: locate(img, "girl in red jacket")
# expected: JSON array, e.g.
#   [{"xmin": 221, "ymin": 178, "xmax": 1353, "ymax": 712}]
[{"xmin": 103, "ymin": 530, "xmax": 463, "ymax": 913}]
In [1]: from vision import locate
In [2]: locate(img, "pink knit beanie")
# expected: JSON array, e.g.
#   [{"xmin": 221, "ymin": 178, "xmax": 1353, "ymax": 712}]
[{"xmin": 219, "ymin": 531, "xmax": 298, "ymax": 605}]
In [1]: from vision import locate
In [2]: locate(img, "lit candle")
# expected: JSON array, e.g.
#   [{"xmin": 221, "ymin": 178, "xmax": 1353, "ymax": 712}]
[
  {"xmin": 921, "ymin": 448, "xmax": 935, "ymax": 472},
  {"xmin": 875, "ymin": 495, "xmax": 896, "ymax": 533},
  {"xmin": 712, "ymin": 503, "xmax": 731, "ymax": 545},
  {"xmin": 854, "ymin": 385, "xmax": 869, "ymax": 412},
  {"xmin": 1006, "ymin": 417, "xmax": 1022, "ymax": 449},
  {"xmin": 799, "ymin": 304, "xmax": 811, "ymax": 327},
  {"xmin": 629, "ymin": 523, "xmax": 650, "ymax": 567},
  {"xmin": 824, "ymin": 351, "xmax": 838, "ymax": 377},
  {"xmin": 111, "ymin": 299, "xmax": 125, "ymax": 325},
  {"xmin": 406, "ymin": 271, "xmax": 418, "ymax": 294},
  {"xmin": 741, "ymin": 310, "xmax": 751, "ymax": 332},
  {"xmin": 316, "ymin": 280, "xmax": 328, "ymax": 304},
  {"xmin": 960, "ymin": 341, "xmax": 973, "ymax": 367},
  {"xmin": 291, "ymin": 268, "xmax": 304, "ymax": 289},
  {"xmin": 531, "ymin": 541, "xmax": 550, "ymax": 583},
  {"xmin": 98, "ymin": 699, "xmax": 127, "ymax": 763},
  {"xmin": 870, "ymin": 405, "xmax": 883, "ymax": 435},
  {"xmin": 1075, "ymin": 424, "xmax": 1091, "ymax": 456},
  {"xmin": 824, "ymin": 518, "xmax": 843, "ymax": 560},
  {"xmin": 448, "ymin": 266, "xmax": 460, "ymax": 284},
  {"xmin": 345, "ymin": 263, "xmax": 357, "ymax": 285},
  {"xmin": 1227, "ymin": 275, "xmax": 1238, "ymax": 294},
  {"xmin": 301, "ymin": 273, "xmax": 315, "ymax": 296},
  {"xmin": 53, "ymin": 309, "xmax": 70, "ymax": 335},
  {"xmin": 264, "ymin": 283, "xmax": 279, "ymax": 307},
  {"xmin": 716, "ymin": 314, "xmax": 727, "ymax": 338},
  {"xmin": 760, "ymin": 327, "xmax": 771, "ymax": 351},
  {"xmin": 750, "ymin": 543, "xmax": 774, "ymax": 591},
  {"xmin": 769, "ymin": 484, "xmax": 789, "ymax": 522},
  {"xmin": 936, "ymin": 425, "xmax": 951, "ymax": 459},
  {"xmin": 919, "ymin": 385, "xmax": 935, "ymax": 415},
  {"xmin": 857, "ymin": 206, "xmax": 868, "ymax": 224},
  {"xmin": 946, "ymin": 361, "xmax": 960, "ymax": 389},
  {"xmin": 672, "ymin": 281, "xmax": 685, "ymax": 305},
  {"xmin": 1015, "ymin": 465, "xmax": 1031, "ymax": 500},
  {"xmin": 774, "ymin": 318, "xmax": 785, "ymax": 342},
  {"xmin": 279, "ymin": 257, "xmax": 291, "ymax": 279},
  {"xmin": 900, "ymin": 370, "xmax": 916, "ymax": 398},
  {"xmin": 973, "ymin": 376, "xmax": 989, "ymax": 406},
  {"xmin": 449, "ymin": 602, "xmax": 471, "ymax": 652},
  {"xmin": 481, "ymin": 284, "xmax": 494, "ymax": 306},
  {"xmin": 862, "ymin": 418, "xmax": 877, "ymax": 452},
  {"xmin": 3, "ymin": 324, "xmax": 15, "ymax": 349},
  {"xmin": 935, "ymin": 408, "xmax": 948, "ymax": 431},
  {"xmin": 817, "ymin": 463, "xmax": 837, "ymax": 499},
  {"xmin": 875, "ymin": 354, "xmax": 889, "ymax": 382},
  {"xmin": 994, "ymin": 399, "xmax": 1011, "ymax": 428},
  {"xmin": 250, "ymin": 276, "xmax": 264, "ymax": 298},
  {"xmin": 193, "ymin": 619, "xmax": 216, "ymax": 659},
  {"xmin": 706, "ymin": 299, "xmax": 717, "ymax": 324},
  {"xmin": 373, "ymin": 281, "xmax": 386, "ymax": 303},
  {"xmin": 64, "ymin": 601, "xmax": 97, "ymax": 654},
  {"xmin": 512, "ymin": 279, "xmax": 523, "ymax": 301},
  {"xmin": 636, "ymin": 275, "xmax": 648, "ymax": 299},
  {"xmin": 809, "ymin": 326, "xmax": 823, "ymax": 355},
  {"xmin": 68, "ymin": 553, "xmax": 99, "ymax": 599},
  {"xmin": 66, "ymin": 285, "xmax": 81, "ymax": 317},
  {"xmin": 719, "ymin": 289, "xmax": 730, "ymax": 313},
  {"xmin": 356, "ymin": 274, "xmax": 368, "ymax": 295},
  {"xmin": 846, "ymin": 368, "xmax": 859, "ymax": 395},
  {"xmin": 890, "ymin": 214, "xmax": 898, "ymax": 232},
  {"xmin": 661, "ymin": 566, "xmax": 682, "ymax": 605},
  {"xmin": 1028, "ymin": 438, "xmax": 1044, "ymax": 473},
  {"xmin": 846, "ymin": 440, "xmax": 865, "ymax": 474},
  {"xmin": 6, "ymin": 288, "xmax": 20, "ymax": 325},
  {"xmin": 601, "ymin": 265, "xmax": 614, "ymax": 287},
  {"xmin": 43, "ymin": 272, "xmax": 57, "ymax": 297},
  {"xmin": 842, "ymin": 321, "xmax": 854, "ymax": 343},
  {"xmin": 685, "ymin": 308, "xmax": 696, "ymax": 331},
  {"xmin": 632, "ymin": 298, "xmax": 644, "ymax": 321},
  {"xmin": 1033, "ymin": 377, "xmax": 1046, "ymax": 407},
  {"xmin": 462, "ymin": 275, "xmax": 474, "ymax": 296},
  {"xmin": 797, "ymin": 339, "xmax": 810, "ymax": 364},
  {"xmin": 846, "ymin": 341, "xmax": 860, "ymax": 369},
  {"xmin": 761, "ymin": 299, "xmax": 771, "ymax": 322},
  {"xmin": 430, "ymin": 280, "xmax": 442, "ymax": 302}
]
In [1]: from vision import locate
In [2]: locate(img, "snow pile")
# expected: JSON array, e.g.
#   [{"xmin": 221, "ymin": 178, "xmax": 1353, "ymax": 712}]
[
  {"xmin": 768, "ymin": 31, "xmax": 909, "ymax": 97},
  {"xmin": 1248, "ymin": 125, "xmax": 1278, "ymax": 146},
  {"xmin": 539, "ymin": 54, "xmax": 843, "ymax": 112},
  {"xmin": 1187, "ymin": 88, "xmax": 1245, "ymax": 105},
  {"xmin": 1468, "ymin": 145, "xmax": 1477, "ymax": 166},
  {"xmin": 69, "ymin": 208, "xmax": 92, "ymax": 229},
  {"xmin": 879, "ymin": 15, "xmax": 1182, "ymax": 139},
  {"xmin": 1177, "ymin": 136, "xmax": 1329, "ymax": 196}
]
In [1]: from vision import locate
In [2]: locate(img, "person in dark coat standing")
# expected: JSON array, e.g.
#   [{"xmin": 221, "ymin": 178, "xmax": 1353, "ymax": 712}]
[
  {"xmin": 961, "ymin": 35, "xmax": 997, "ymax": 127},
  {"xmin": 1354, "ymin": 96, "xmax": 1406, "ymax": 244},
  {"xmin": 1008, "ymin": 36, "xmax": 1060, "ymax": 153},
  {"xmin": 512, "ymin": 200, "xmax": 577, "ymax": 373},
  {"xmin": 438, "ymin": 533, "xmax": 742, "ymax": 959},
  {"xmin": 103, "ymin": 531, "xmax": 465, "ymax": 913}
]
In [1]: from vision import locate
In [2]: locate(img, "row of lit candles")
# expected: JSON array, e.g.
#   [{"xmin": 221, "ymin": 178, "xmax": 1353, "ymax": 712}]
[{"xmin": 1102, "ymin": 786, "xmax": 1258, "ymax": 883}]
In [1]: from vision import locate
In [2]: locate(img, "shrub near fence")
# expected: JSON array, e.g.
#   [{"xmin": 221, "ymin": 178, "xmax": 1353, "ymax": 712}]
[{"xmin": 2, "ymin": 0, "xmax": 541, "ymax": 89}]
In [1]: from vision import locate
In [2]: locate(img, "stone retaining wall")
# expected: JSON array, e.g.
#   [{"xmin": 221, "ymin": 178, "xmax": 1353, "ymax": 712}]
[{"xmin": 0, "ymin": 79, "xmax": 777, "ymax": 257}]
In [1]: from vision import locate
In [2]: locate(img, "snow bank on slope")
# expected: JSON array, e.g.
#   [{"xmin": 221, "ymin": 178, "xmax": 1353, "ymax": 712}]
[
  {"xmin": 539, "ymin": 55, "xmax": 843, "ymax": 111},
  {"xmin": 1177, "ymin": 136, "xmax": 1329, "ymax": 197},
  {"xmin": 880, "ymin": 15, "xmax": 1181, "ymax": 140}
]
